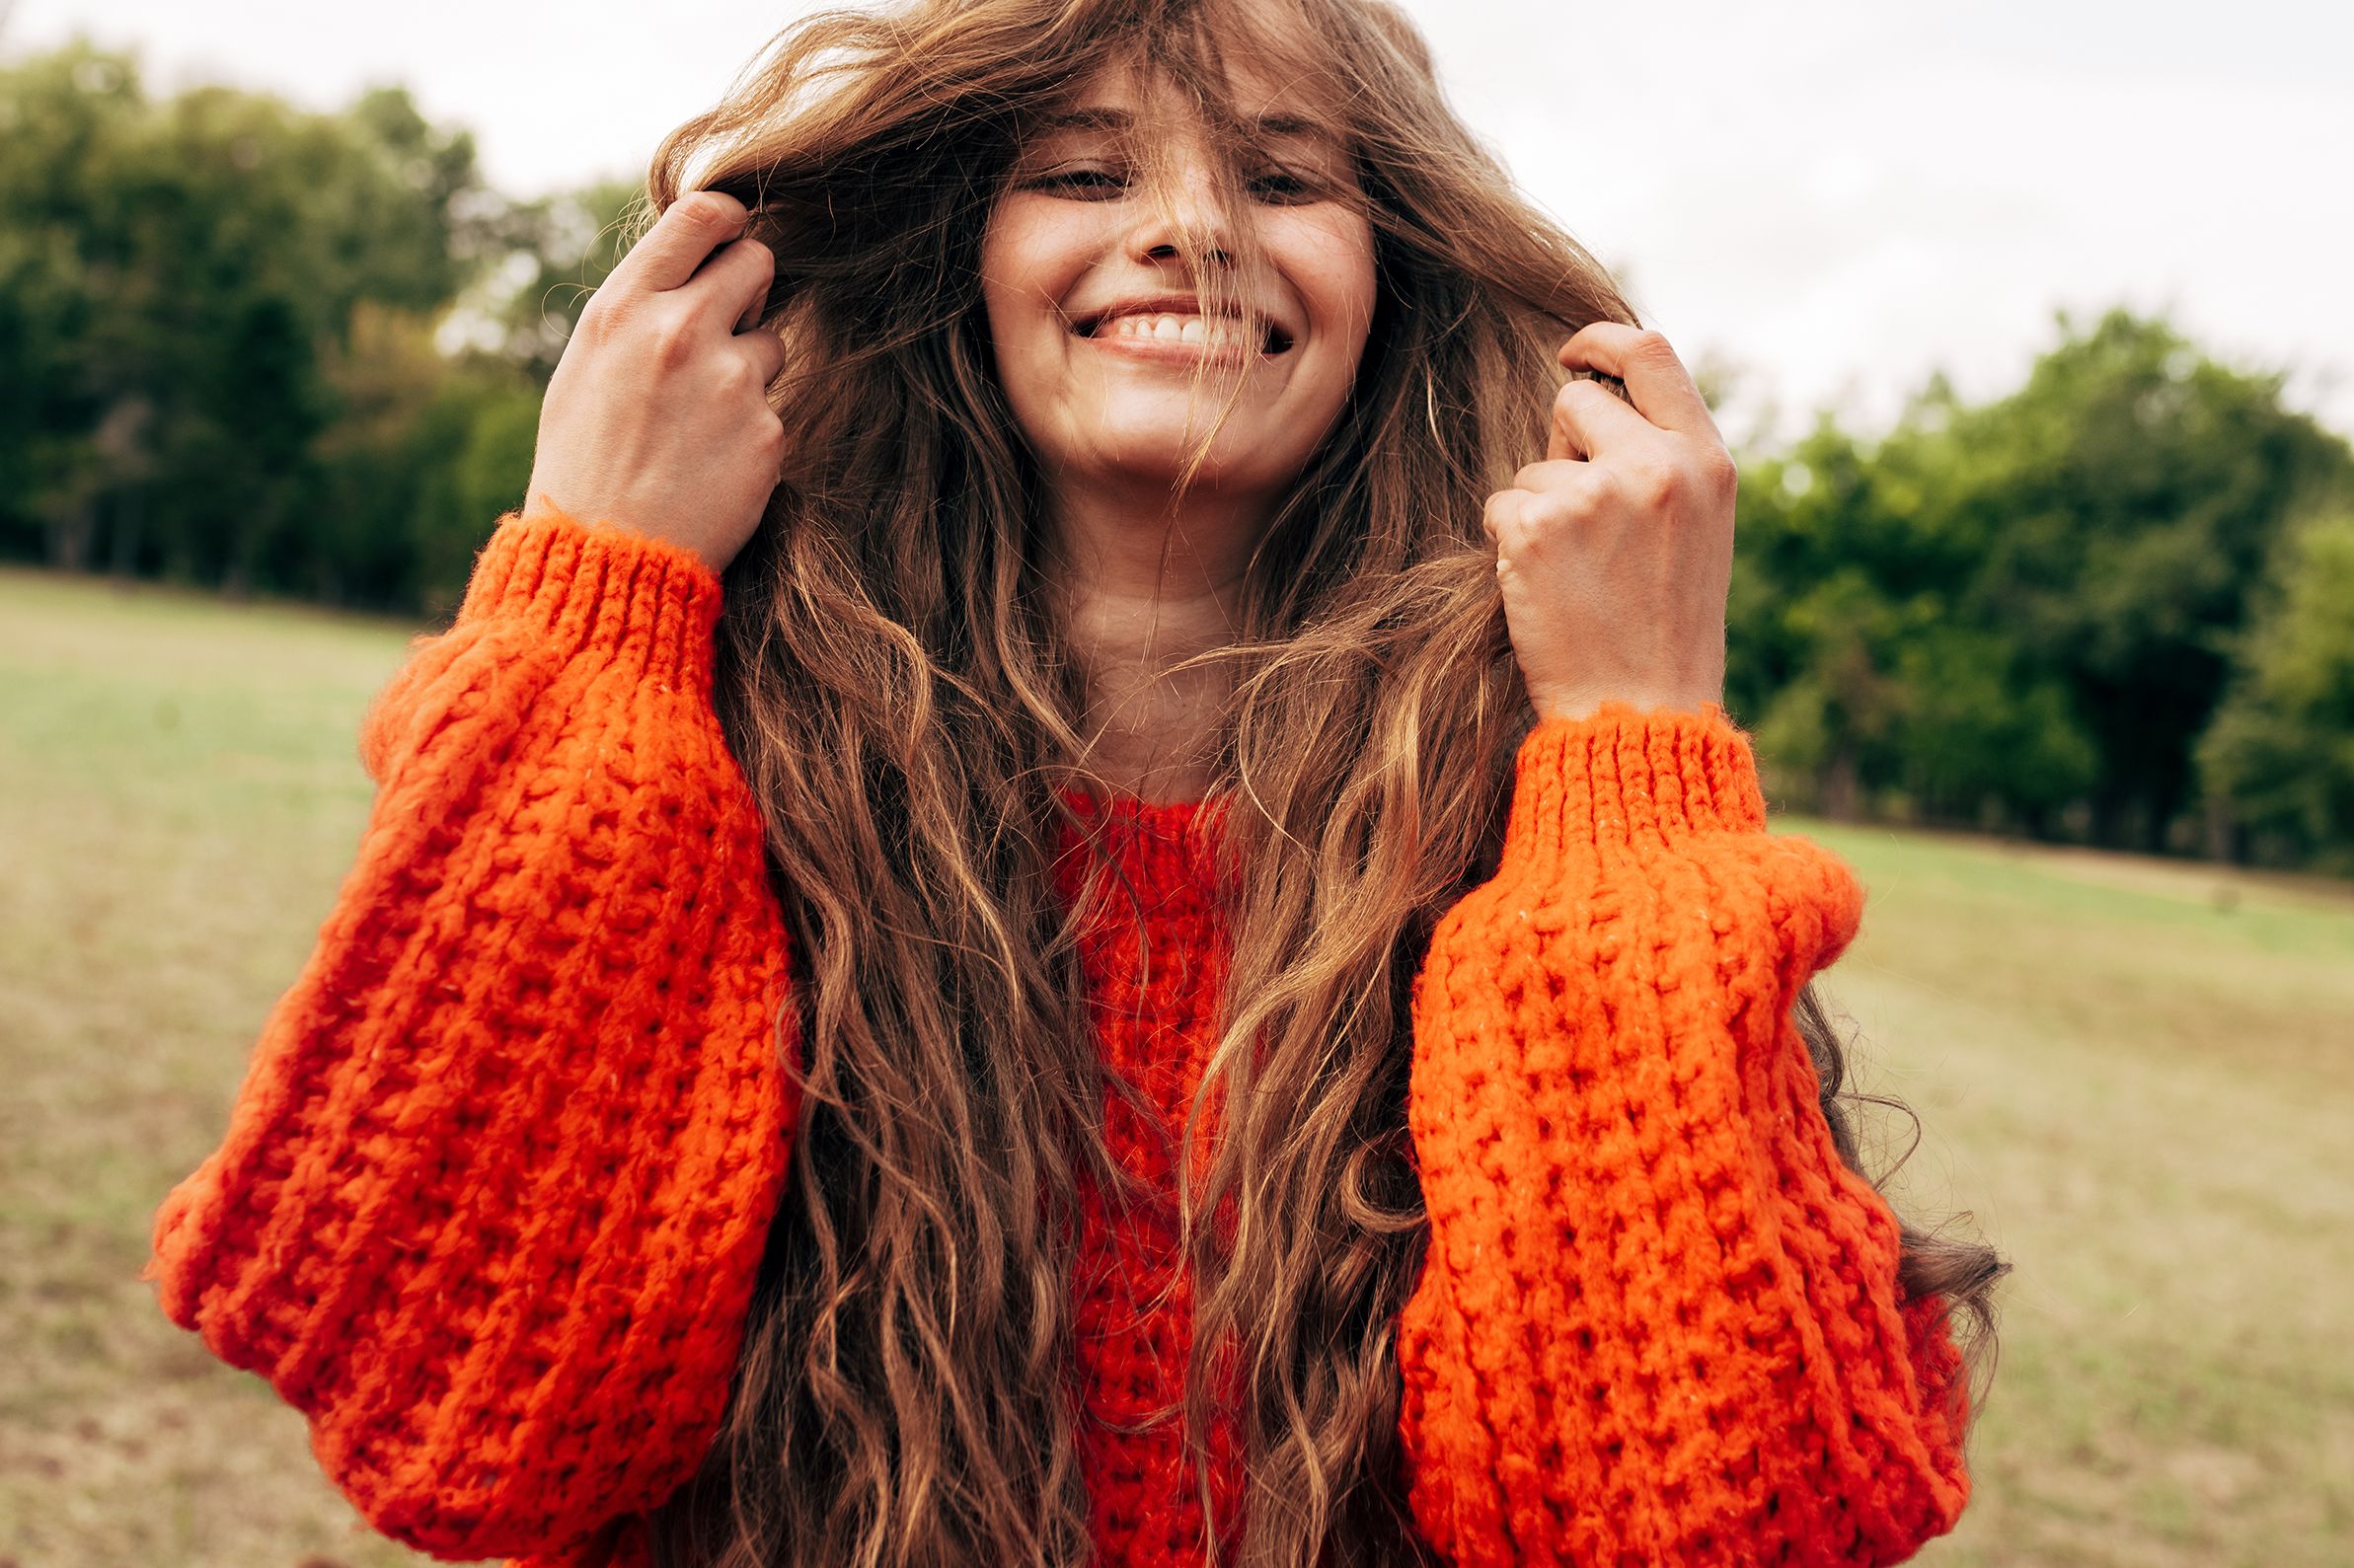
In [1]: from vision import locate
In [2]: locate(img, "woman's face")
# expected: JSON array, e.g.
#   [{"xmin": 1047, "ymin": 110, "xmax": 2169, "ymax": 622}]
[{"xmin": 979, "ymin": 60, "xmax": 1378, "ymax": 510}]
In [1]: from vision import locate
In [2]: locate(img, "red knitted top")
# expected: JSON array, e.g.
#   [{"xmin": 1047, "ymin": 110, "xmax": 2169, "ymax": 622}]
[{"xmin": 143, "ymin": 508, "xmax": 1973, "ymax": 1567}]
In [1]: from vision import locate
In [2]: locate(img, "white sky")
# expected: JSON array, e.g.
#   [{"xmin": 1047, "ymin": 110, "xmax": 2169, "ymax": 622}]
[{"xmin": 9, "ymin": 0, "xmax": 2351, "ymax": 448}]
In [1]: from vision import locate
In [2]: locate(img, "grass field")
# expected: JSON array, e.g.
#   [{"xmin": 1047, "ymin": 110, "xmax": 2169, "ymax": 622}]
[{"xmin": 2, "ymin": 563, "xmax": 2349, "ymax": 1567}]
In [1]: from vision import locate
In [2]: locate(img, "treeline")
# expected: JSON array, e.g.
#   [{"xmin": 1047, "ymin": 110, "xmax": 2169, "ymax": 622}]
[
  {"xmin": 5, "ymin": 40, "xmax": 2351, "ymax": 871},
  {"xmin": 1728, "ymin": 317, "xmax": 2354, "ymax": 866},
  {"xmin": 0, "ymin": 39, "xmax": 636, "ymax": 611}
]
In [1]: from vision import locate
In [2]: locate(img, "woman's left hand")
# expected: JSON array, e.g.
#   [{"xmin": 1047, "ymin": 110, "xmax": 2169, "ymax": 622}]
[{"xmin": 1482, "ymin": 323, "xmax": 1737, "ymax": 723}]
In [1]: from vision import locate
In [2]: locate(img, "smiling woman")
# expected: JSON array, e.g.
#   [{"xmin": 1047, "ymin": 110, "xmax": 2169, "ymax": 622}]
[{"xmin": 138, "ymin": 0, "xmax": 2008, "ymax": 1565}]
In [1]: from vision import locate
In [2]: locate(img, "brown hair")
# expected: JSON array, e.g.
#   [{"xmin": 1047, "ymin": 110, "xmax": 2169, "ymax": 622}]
[{"xmin": 631, "ymin": 0, "xmax": 2010, "ymax": 1563}]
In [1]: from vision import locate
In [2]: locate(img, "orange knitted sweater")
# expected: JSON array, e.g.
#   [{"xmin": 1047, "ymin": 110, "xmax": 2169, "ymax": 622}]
[{"xmin": 143, "ymin": 508, "xmax": 1973, "ymax": 1567}]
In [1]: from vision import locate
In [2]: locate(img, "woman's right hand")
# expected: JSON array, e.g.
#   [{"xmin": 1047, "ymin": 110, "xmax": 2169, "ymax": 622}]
[{"xmin": 522, "ymin": 189, "xmax": 789, "ymax": 576}]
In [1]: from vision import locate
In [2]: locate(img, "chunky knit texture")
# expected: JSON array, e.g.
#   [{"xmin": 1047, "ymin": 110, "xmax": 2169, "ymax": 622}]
[{"xmin": 144, "ymin": 507, "xmax": 1972, "ymax": 1567}]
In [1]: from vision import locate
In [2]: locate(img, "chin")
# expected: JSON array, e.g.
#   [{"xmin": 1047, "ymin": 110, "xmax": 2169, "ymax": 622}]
[
  {"xmin": 1070, "ymin": 416, "xmax": 1309, "ymax": 494},
  {"xmin": 1085, "ymin": 448, "xmax": 1284, "ymax": 496}
]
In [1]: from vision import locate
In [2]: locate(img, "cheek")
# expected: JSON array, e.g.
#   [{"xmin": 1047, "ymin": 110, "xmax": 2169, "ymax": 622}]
[
  {"xmin": 980, "ymin": 202, "xmax": 1098, "ymax": 413},
  {"xmin": 982, "ymin": 201, "xmax": 1095, "ymax": 330},
  {"xmin": 1288, "ymin": 213, "xmax": 1378, "ymax": 366},
  {"xmin": 978, "ymin": 250, "xmax": 1050, "ymax": 433}
]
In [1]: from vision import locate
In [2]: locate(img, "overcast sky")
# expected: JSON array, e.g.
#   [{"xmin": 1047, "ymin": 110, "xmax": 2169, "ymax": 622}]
[{"xmin": 10, "ymin": 0, "xmax": 2351, "ymax": 447}]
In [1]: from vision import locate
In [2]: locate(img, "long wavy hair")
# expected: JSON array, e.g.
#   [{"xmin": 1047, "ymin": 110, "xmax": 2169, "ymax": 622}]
[{"xmin": 628, "ymin": 0, "xmax": 2011, "ymax": 1563}]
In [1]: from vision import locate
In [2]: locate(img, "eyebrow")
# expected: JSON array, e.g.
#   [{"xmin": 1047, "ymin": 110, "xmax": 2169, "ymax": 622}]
[{"xmin": 1033, "ymin": 106, "xmax": 1335, "ymax": 144}]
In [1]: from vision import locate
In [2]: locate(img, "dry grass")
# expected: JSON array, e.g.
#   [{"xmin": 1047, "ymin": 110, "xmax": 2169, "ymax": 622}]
[
  {"xmin": 2, "ymin": 565, "xmax": 2348, "ymax": 1566},
  {"xmin": 1784, "ymin": 816, "xmax": 2354, "ymax": 1567}
]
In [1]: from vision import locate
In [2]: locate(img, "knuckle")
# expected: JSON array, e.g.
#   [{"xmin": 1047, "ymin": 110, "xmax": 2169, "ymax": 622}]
[
  {"xmin": 1626, "ymin": 460, "xmax": 1680, "ymax": 507},
  {"xmin": 675, "ymin": 189, "xmax": 744, "ymax": 229},
  {"xmin": 647, "ymin": 311, "xmax": 700, "ymax": 368},
  {"xmin": 1541, "ymin": 473, "xmax": 1599, "ymax": 519},
  {"xmin": 1551, "ymin": 382, "xmax": 1590, "ymax": 426},
  {"xmin": 578, "ymin": 294, "xmax": 632, "ymax": 347},
  {"xmin": 1702, "ymin": 447, "xmax": 1739, "ymax": 493},
  {"xmin": 1557, "ymin": 378, "xmax": 1613, "ymax": 418}
]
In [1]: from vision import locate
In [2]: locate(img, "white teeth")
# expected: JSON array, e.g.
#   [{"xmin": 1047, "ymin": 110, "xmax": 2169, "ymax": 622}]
[{"xmin": 1102, "ymin": 312, "xmax": 1253, "ymax": 349}]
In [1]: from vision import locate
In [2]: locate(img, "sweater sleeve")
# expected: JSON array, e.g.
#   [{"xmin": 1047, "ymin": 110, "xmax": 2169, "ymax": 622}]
[
  {"xmin": 140, "ymin": 507, "xmax": 799, "ymax": 1561},
  {"xmin": 1395, "ymin": 702, "xmax": 1971, "ymax": 1567}
]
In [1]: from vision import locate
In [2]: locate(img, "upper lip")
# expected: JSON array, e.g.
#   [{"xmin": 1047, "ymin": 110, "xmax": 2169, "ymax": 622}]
[{"xmin": 1071, "ymin": 294, "xmax": 1294, "ymax": 349}]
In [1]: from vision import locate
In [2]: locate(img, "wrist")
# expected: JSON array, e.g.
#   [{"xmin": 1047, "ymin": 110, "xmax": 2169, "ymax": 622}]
[
  {"xmin": 462, "ymin": 506, "xmax": 726, "ymax": 688},
  {"xmin": 1530, "ymin": 685, "xmax": 1725, "ymax": 724},
  {"xmin": 519, "ymin": 489, "xmax": 735, "ymax": 580},
  {"xmin": 1495, "ymin": 701, "xmax": 1768, "ymax": 874}
]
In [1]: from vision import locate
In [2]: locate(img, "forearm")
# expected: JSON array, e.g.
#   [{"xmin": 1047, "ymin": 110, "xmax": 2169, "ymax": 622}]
[
  {"xmin": 1397, "ymin": 704, "xmax": 1968, "ymax": 1567},
  {"xmin": 144, "ymin": 509, "xmax": 799, "ymax": 1558}
]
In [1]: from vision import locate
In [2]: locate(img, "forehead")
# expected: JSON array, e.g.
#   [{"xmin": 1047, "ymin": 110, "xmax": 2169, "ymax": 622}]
[{"xmin": 1027, "ymin": 56, "xmax": 1343, "ymax": 151}]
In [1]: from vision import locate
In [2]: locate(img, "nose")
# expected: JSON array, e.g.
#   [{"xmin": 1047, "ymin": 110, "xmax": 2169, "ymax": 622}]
[
  {"xmin": 1142, "ymin": 239, "xmax": 1231, "ymax": 266},
  {"xmin": 1128, "ymin": 158, "xmax": 1238, "ymax": 272}
]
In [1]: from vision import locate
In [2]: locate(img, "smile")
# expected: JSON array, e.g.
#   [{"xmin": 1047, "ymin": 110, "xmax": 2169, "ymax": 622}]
[{"xmin": 1071, "ymin": 311, "xmax": 1294, "ymax": 356}]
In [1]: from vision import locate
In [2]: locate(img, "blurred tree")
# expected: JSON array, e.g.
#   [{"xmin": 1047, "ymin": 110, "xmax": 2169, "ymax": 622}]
[
  {"xmin": 1732, "ymin": 310, "xmax": 2354, "ymax": 854},
  {"xmin": 408, "ymin": 372, "xmax": 543, "ymax": 616},
  {"xmin": 2197, "ymin": 511, "xmax": 2354, "ymax": 871},
  {"xmin": 0, "ymin": 38, "xmax": 498, "ymax": 593},
  {"xmin": 459, "ymin": 176, "xmax": 645, "ymax": 386},
  {"xmin": 1886, "ymin": 625, "xmax": 2097, "ymax": 836},
  {"xmin": 304, "ymin": 301, "xmax": 469, "ymax": 606},
  {"xmin": 1731, "ymin": 416, "xmax": 1960, "ymax": 820},
  {"xmin": 1936, "ymin": 307, "xmax": 2354, "ymax": 851},
  {"xmin": 0, "ymin": 41, "xmax": 138, "ymax": 566}
]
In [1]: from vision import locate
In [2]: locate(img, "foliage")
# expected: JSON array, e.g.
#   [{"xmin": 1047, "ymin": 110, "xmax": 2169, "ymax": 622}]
[
  {"xmin": 1731, "ymin": 310, "xmax": 2353, "ymax": 861},
  {"xmin": 458, "ymin": 177, "xmax": 645, "ymax": 384},
  {"xmin": 0, "ymin": 37, "xmax": 609, "ymax": 610},
  {"xmin": 1934, "ymin": 310, "xmax": 2354, "ymax": 850},
  {"xmin": 2197, "ymin": 512, "xmax": 2354, "ymax": 871}
]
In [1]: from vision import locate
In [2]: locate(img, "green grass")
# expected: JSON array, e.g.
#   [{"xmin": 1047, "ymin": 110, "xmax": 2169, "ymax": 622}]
[{"xmin": 3, "ymin": 564, "xmax": 2350, "ymax": 1566}]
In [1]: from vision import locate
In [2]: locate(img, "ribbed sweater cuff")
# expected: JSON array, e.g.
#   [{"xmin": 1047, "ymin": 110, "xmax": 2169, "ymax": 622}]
[
  {"xmin": 1499, "ymin": 700, "xmax": 1768, "ymax": 872},
  {"xmin": 456, "ymin": 506, "xmax": 725, "ymax": 690}
]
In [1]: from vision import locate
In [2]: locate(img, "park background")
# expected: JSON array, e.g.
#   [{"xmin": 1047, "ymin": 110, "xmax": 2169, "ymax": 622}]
[{"xmin": 1, "ymin": 1, "xmax": 2349, "ymax": 1564}]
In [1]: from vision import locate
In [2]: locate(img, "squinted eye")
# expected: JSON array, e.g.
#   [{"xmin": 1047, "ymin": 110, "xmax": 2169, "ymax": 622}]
[
  {"xmin": 1030, "ymin": 166, "xmax": 1127, "ymax": 198},
  {"xmin": 1025, "ymin": 164, "xmax": 1320, "ymax": 205},
  {"xmin": 1248, "ymin": 170, "xmax": 1316, "ymax": 203}
]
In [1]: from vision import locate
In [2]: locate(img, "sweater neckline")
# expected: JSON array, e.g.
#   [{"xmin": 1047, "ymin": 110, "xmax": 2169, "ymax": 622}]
[
  {"xmin": 1050, "ymin": 783, "xmax": 1231, "ymax": 899},
  {"xmin": 1056, "ymin": 782, "xmax": 1210, "ymax": 829}
]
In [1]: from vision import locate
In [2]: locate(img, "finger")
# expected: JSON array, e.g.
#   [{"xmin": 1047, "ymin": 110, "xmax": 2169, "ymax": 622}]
[
  {"xmin": 679, "ymin": 234, "xmax": 776, "ymax": 332},
  {"xmin": 606, "ymin": 190, "xmax": 751, "ymax": 298},
  {"xmin": 731, "ymin": 261, "xmax": 772, "ymax": 334},
  {"xmin": 731, "ymin": 323, "xmax": 790, "ymax": 388},
  {"xmin": 1548, "ymin": 375, "xmax": 1655, "ymax": 464},
  {"xmin": 1481, "ymin": 486, "xmax": 1528, "ymax": 544},
  {"xmin": 1510, "ymin": 458, "xmax": 1583, "ymax": 493},
  {"xmin": 1556, "ymin": 323, "xmax": 1715, "ymax": 440}
]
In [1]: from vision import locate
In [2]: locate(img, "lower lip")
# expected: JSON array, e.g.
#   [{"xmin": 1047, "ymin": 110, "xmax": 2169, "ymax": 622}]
[{"xmin": 1075, "ymin": 330, "xmax": 1279, "ymax": 368}]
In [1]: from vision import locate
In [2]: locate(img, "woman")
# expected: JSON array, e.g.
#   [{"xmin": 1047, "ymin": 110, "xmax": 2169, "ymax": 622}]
[{"xmin": 142, "ymin": 0, "xmax": 2008, "ymax": 1564}]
